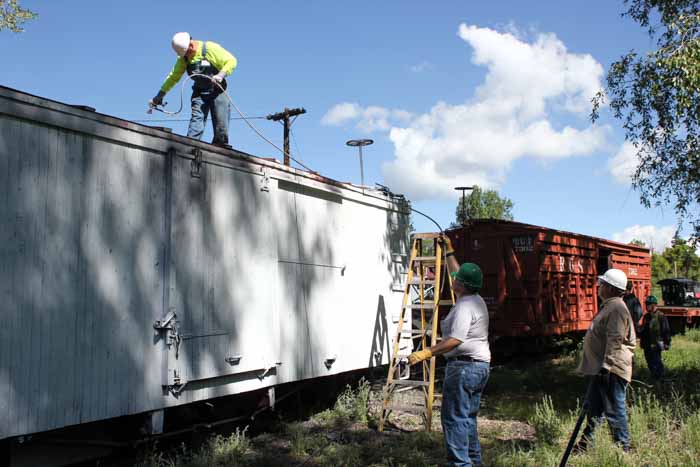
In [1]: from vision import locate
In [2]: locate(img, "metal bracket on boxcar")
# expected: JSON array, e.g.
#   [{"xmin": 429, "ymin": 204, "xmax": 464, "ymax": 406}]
[
  {"xmin": 153, "ymin": 311, "xmax": 181, "ymax": 358},
  {"xmin": 260, "ymin": 167, "xmax": 270, "ymax": 192},
  {"xmin": 191, "ymin": 148, "xmax": 203, "ymax": 178},
  {"xmin": 258, "ymin": 361, "xmax": 282, "ymax": 380},
  {"xmin": 168, "ymin": 369, "xmax": 188, "ymax": 397},
  {"xmin": 324, "ymin": 355, "xmax": 337, "ymax": 369},
  {"xmin": 225, "ymin": 355, "xmax": 242, "ymax": 365},
  {"xmin": 397, "ymin": 357, "xmax": 410, "ymax": 380}
]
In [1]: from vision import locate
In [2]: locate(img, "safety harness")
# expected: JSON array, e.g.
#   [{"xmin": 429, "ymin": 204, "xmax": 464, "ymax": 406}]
[{"xmin": 186, "ymin": 41, "xmax": 225, "ymax": 92}]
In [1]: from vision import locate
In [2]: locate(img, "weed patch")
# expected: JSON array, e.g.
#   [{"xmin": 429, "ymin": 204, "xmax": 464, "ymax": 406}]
[
  {"xmin": 137, "ymin": 335, "xmax": 700, "ymax": 467},
  {"xmin": 685, "ymin": 327, "xmax": 700, "ymax": 343},
  {"xmin": 529, "ymin": 395, "xmax": 563, "ymax": 445}
]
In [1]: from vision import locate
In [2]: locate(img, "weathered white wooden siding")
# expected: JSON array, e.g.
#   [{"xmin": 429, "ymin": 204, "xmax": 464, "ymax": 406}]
[{"xmin": 0, "ymin": 86, "xmax": 408, "ymax": 440}]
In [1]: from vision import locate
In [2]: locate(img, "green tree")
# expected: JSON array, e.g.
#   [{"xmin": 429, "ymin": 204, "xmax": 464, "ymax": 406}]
[
  {"xmin": 452, "ymin": 186, "xmax": 514, "ymax": 226},
  {"xmin": 0, "ymin": 0, "xmax": 37, "ymax": 32},
  {"xmin": 592, "ymin": 0, "xmax": 700, "ymax": 239},
  {"xmin": 651, "ymin": 251, "xmax": 672, "ymax": 298},
  {"xmin": 649, "ymin": 236, "xmax": 700, "ymax": 300},
  {"xmin": 629, "ymin": 238, "xmax": 647, "ymax": 247},
  {"xmin": 663, "ymin": 234, "xmax": 700, "ymax": 279}
]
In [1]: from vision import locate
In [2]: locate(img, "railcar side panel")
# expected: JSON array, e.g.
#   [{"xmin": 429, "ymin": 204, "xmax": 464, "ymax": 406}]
[{"xmin": 0, "ymin": 86, "xmax": 409, "ymax": 440}]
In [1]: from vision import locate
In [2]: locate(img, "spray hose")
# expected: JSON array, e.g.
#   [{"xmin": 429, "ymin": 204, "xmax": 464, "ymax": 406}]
[
  {"xmin": 149, "ymin": 73, "xmax": 313, "ymax": 171},
  {"xmin": 149, "ymin": 74, "xmax": 447, "ymax": 241}
]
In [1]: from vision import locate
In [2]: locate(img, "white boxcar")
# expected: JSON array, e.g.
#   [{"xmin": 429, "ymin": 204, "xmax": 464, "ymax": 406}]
[{"xmin": 0, "ymin": 86, "xmax": 410, "ymax": 441}]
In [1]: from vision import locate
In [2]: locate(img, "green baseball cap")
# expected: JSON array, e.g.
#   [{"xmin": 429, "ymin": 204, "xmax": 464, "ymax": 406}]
[
  {"xmin": 645, "ymin": 295, "xmax": 658, "ymax": 305},
  {"xmin": 451, "ymin": 262, "xmax": 483, "ymax": 289}
]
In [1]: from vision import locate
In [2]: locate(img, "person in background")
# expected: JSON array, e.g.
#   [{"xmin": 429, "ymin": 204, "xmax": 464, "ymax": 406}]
[
  {"xmin": 574, "ymin": 269, "xmax": 636, "ymax": 453},
  {"xmin": 639, "ymin": 295, "xmax": 671, "ymax": 380},
  {"xmin": 622, "ymin": 280, "xmax": 643, "ymax": 334},
  {"xmin": 408, "ymin": 236, "xmax": 490, "ymax": 466}
]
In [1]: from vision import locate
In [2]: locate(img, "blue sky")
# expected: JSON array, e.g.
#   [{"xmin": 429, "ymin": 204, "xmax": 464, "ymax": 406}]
[{"xmin": 1, "ymin": 1, "xmax": 682, "ymax": 250}]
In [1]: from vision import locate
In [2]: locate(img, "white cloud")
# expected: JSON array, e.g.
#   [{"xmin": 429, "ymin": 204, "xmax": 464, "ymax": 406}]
[
  {"xmin": 322, "ymin": 24, "xmax": 608, "ymax": 200},
  {"xmin": 612, "ymin": 224, "xmax": 676, "ymax": 252},
  {"xmin": 322, "ymin": 102, "xmax": 413, "ymax": 133},
  {"xmin": 609, "ymin": 141, "xmax": 638, "ymax": 184},
  {"xmin": 458, "ymin": 25, "xmax": 603, "ymax": 117},
  {"xmin": 410, "ymin": 61, "xmax": 434, "ymax": 72},
  {"xmin": 320, "ymin": 102, "xmax": 361, "ymax": 126}
]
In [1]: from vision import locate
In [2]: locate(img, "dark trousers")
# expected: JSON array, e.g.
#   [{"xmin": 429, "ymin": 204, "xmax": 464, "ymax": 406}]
[
  {"xmin": 188, "ymin": 89, "xmax": 230, "ymax": 145},
  {"xmin": 644, "ymin": 347, "xmax": 664, "ymax": 379},
  {"xmin": 579, "ymin": 373, "xmax": 631, "ymax": 450}
]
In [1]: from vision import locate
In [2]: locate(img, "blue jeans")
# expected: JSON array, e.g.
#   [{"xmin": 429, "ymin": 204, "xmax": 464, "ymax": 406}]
[
  {"xmin": 188, "ymin": 89, "xmax": 230, "ymax": 145},
  {"xmin": 441, "ymin": 360, "xmax": 490, "ymax": 466},
  {"xmin": 644, "ymin": 347, "xmax": 664, "ymax": 379},
  {"xmin": 580, "ymin": 373, "xmax": 630, "ymax": 450}
]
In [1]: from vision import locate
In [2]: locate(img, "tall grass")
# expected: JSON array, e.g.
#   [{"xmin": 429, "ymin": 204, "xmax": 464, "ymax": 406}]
[
  {"xmin": 686, "ymin": 327, "xmax": 700, "ymax": 343},
  {"xmin": 137, "ymin": 334, "xmax": 700, "ymax": 467},
  {"xmin": 311, "ymin": 377, "xmax": 371, "ymax": 427},
  {"xmin": 529, "ymin": 395, "xmax": 562, "ymax": 445},
  {"xmin": 137, "ymin": 427, "xmax": 250, "ymax": 467},
  {"xmin": 486, "ymin": 332, "xmax": 700, "ymax": 466}
]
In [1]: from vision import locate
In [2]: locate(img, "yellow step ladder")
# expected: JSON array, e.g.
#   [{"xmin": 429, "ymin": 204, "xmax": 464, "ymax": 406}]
[{"xmin": 378, "ymin": 233, "xmax": 455, "ymax": 431}]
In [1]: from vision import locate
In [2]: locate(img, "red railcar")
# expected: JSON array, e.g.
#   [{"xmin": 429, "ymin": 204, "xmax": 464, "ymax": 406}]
[{"xmin": 445, "ymin": 220, "xmax": 651, "ymax": 338}]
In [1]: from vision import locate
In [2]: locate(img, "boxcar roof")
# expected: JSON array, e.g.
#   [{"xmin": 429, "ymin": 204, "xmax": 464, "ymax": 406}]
[{"xmin": 446, "ymin": 218, "xmax": 650, "ymax": 255}]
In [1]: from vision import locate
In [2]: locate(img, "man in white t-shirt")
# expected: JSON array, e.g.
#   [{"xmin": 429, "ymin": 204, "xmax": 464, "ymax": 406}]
[{"xmin": 409, "ymin": 236, "xmax": 490, "ymax": 466}]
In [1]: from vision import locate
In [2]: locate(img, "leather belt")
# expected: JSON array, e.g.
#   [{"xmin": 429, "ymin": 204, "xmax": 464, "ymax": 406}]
[{"xmin": 448, "ymin": 355, "xmax": 487, "ymax": 363}]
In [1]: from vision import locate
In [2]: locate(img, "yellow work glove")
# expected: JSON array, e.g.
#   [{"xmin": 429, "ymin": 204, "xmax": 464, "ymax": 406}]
[
  {"xmin": 440, "ymin": 235, "xmax": 455, "ymax": 255},
  {"xmin": 408, "ymin": 349, "xmax": 433, "ymax": 365}
]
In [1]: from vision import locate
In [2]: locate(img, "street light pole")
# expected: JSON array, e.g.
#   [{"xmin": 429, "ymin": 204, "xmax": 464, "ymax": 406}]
[
  {"xmin": 454, "ymin": 186, "xmax": 474, "ymax": 225},
  {"xmin": 346, "ymin": 139, "xmax": 374, "ymax": 194}
]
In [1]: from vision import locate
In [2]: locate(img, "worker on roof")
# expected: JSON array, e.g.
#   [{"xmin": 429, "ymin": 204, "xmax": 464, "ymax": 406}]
[
  {"xmin": 150, "ymin": 32, "xmax": 237, "ymax": 148},
  {"xmin": 408, "ymin": 236, "xmax": 490, "ymax": 467},
  {"xmin": 573, "ymin": 269, "xmax": 636, "ymax": 453},
  {"xmin": 639, "ymin": 295, "xmax": 671, "ymax": 380}
]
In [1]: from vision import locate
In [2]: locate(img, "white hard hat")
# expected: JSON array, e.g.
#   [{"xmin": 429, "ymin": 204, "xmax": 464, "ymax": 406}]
[
  {"xmin": 171, "ymin": 32, "xmax": 191, "ymax": 57},
  {"xmin": 598, "ymin": 269, "xmax": 627, "ymax": 291}
]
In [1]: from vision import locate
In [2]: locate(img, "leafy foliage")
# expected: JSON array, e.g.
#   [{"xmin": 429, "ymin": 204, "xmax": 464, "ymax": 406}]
[
  {"xmin": 652, "ymin": 235, "xmax": 700, "ymax": 288},
  {"xmin": 0, "ymin": 0, "xmax": 37, "ymax": 32},
  {"xmin": 592, "ymin": 0, "xmax": 700, "ymax": 239},
  {"xmin": 529, "ymin": 395, "xmax": 563, "ymax": 445},
  {"xmin": 452, "ymin": 185, "xmax": 514, "ymax": 226}
]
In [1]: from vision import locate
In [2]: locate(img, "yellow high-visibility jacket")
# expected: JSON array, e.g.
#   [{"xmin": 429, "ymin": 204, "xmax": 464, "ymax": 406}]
[{"xmin": 160, "ymin": 40, "xmax": 237, "ymax": 93}]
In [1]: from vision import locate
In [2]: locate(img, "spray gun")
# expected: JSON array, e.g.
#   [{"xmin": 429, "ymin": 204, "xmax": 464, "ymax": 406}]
[{"xmin": 147, "ymin": 101, "xmax": 168, "ymax": 115}]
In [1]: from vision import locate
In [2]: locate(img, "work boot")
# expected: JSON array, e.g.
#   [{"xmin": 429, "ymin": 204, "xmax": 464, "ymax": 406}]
[{"xmin": 213, "ymin": 142, "xmax": 232, "ymax": 150}]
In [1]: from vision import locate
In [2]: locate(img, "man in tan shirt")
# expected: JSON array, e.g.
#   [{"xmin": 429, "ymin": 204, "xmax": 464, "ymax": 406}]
[{"xmin": 575, "ymin": 268, "xmax": 636, "ymax": 453}]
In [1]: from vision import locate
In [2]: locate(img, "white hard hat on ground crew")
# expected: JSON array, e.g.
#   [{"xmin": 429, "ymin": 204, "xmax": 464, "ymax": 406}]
[
  {"xmin": 598, "ymin": 268, "xmax": 627, "ymax": 291},
  {"xmin": 172, "ymin": 32, "xmax": 191, "ymax": 57}
]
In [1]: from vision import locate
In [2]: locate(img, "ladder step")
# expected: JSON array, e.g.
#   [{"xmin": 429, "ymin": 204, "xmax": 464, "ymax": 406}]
[
  {"xmin": 413, "ymin": 256, "xmax": 437, "ymax": 261},
  {"xmin": 384, "ymin": 403, "xmax": 428, "ymax": 414},
  {"xmin": 399, "ymin": 332, "xmax": 433, "ymax": 340},
  {"xmin": 409, "ymin": 279, "xmax": 436, "ymax": 285},
  {"xmin": 406, "ymin": 300, "xmax": 453, "ymax": 309},
  {"xmin": 390, "ymin": 379, "xmax": 430, "ymax": 387}
]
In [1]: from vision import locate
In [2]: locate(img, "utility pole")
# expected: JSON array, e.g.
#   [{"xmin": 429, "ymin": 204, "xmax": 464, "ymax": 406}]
[
  {"xmin": 454, "ymin": 186, "xmax": 474, "ymax": 225},
  {"xmin": 266, "ymin": 107, "xmax": 306, "ymax": 166}
]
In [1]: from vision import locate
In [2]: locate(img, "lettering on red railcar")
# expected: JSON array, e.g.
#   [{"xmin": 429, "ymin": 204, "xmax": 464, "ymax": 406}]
[{"xmin": 512, "ymin": 236, "xmax": 534, "ymax": 253}]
